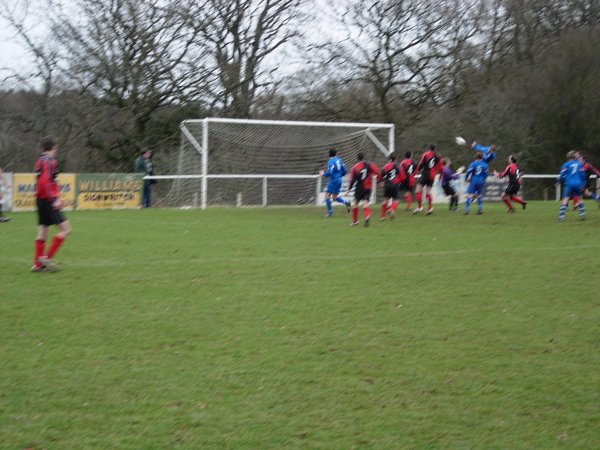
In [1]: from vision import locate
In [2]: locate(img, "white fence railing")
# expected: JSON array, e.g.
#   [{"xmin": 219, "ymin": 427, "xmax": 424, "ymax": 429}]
[{"xmin": 147, "ymin": 173, "xmax": 599, "ymax": 208}]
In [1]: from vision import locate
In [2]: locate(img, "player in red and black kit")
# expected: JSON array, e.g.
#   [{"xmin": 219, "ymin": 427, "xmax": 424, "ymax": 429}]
[
  {"xmin": 32, "ymin": 136, "xmax": 72, "ymax": 272},
  {"xmin": 347, "ymin": 152, "xmax": 381, "ymax": 227},
  {"xmin": 380, "ymin": 152, "xmax": 402, "ymax": 220},
  {"xmin": 494, "ymin": 155, "xmax": 527, "ymax": 213},
  {"xmin": 576, "ymin": 151, "xmax": 600, "ymax": 207},
  {"xmin": 414, "ymin": 144, "xmax": 443, "ymax": 215},
  {"xmin": 398, "ymin": 151, "xmax": 416, "ymax": 210}
]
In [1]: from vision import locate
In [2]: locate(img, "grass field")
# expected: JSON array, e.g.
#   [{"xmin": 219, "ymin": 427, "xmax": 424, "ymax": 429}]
[{"xmin": 1, "ymin": 201, "xmax": 599, "ymax": 449}]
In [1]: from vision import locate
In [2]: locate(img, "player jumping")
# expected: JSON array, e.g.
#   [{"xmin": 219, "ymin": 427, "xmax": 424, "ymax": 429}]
[
  {"xmin": 380, "ymin": 152, "xmax": 402, "ymax": 220},
  {"xmin": 471, "ymin": 141, "xmax": 496, "ymax": 163},
  {"xmin": 494, "ymin": 155, "xmax": 527, "ymax": 213},
  {"xmin": 347, "ymin": 153, "xmax": 381, "ymax": 227},
  {"xmin": 464, "ymin": 151, "xmax": 488, "ymax": 215},
  {"xmin": 32, "ymin": 137, "xmax": 72, "ymax": 272},
  {"xmin": 557, "ymin": 150, "xmax": 586, "ymax": 222},
  {"xmin": 414, "ymin": 144, "xmax": 443, "ymax": 215},
  {"xmin": 319, "ymin": 148, "xmax": 351, "ymax": 217}
]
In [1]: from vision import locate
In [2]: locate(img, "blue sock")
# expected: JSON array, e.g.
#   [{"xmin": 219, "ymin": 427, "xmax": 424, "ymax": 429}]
[
  {"xmin": 335, "ymin": 197, "xmax": 347, "ymax": 205},
  {"xmin": 465, "ymin": 197, "xmax": 471, "ymax": 213},
  {"xmin": 558, "ymin": 204, "xmax": 567, "ymax": 221},
  {"xmin": 326, "ymin": 198, "xmax": 332, "ymax": 215},
  {"xmin": 477, "ymin": 197, "xmax": 483, "ymax": 212},
  {"xmin": 590, "ymin": 192, "xmax": 597, "ymax": 200},
  {"xmin": 578, "ymin": 202, "xmax": 586, "ymax": 217}
]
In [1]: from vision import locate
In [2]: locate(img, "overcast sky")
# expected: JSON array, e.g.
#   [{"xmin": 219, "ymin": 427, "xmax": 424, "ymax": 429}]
[{"xmin": 0, "ymin": 0, "xmax": 347, "ymax": 86}]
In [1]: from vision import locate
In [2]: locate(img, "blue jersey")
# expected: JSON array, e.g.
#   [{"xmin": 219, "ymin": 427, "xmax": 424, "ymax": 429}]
[
  {"xmin": 465, "ymin": 160, "xmax": 488, "ymax": 183},
  {"xmin": 472, "ymin": 143, "xmax": 496, "ymax": 163},
  {"xmin": 558, "ymin": 160, "xmax": 585, "ymax": 188},
  {"xmin": 323, "ymin": 156, "xmax": 347, "ymax": 183}
]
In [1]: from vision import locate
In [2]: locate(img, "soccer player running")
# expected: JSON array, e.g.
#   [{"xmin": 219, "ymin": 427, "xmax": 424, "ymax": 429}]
[
  {"xmin": 471, "ymin": 141, "xmax": 496, "ymax": 163},
  {"xmin": 556, "ymin": 150, "xmax": 586, "ymax": 222},
  {"xmin": 494, "ymin": 155, "xmax": 527, "ymax": 213},
  {"xmin": 380, "ymin": 152, "xmax": 402, "ymax": 220},
  {"xmin": 440, "ymin": 158, "xmax": 463, "ymax": 211},
  {"xmin": 414, "ymin": 144, "xmax": 443, "ymax": 215},
  {"xmin": 347, "ymin": 153, "xmax": 381, "ymax": 227},
  {"xmin": 32, "ymin": 137, "xmax": 72, "ymax": 272},
  {"xmin": 319, "ymin": 148, "xmax": 351, "ymax": 217},
  {"xmin": 398, "ymin": 151, "xmax": 416, "ymax": 210},
  {"xmin": 464, "ymin": 151, "xmax": 488, "ymax": 215}
]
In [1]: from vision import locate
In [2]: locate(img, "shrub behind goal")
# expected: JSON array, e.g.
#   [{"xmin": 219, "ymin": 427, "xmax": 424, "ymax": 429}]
[{"xmin": 160, "ymin": 118, "xmax": 394, "ymax": 208}]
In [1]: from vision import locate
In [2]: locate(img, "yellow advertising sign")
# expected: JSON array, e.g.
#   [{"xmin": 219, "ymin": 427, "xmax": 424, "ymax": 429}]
[
  {"xmin": 12, "ymin": 173, "xmax": 76, "ymax": 212},
  {"xmin": 76, "ymin": 173, "xmax": 143, "ymax": 210}
]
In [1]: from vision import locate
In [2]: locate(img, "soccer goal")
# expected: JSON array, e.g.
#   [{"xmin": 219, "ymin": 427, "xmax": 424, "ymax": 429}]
[{"xmin": 159, "ymin": 118, "xmax": 395, "ymax": 208}]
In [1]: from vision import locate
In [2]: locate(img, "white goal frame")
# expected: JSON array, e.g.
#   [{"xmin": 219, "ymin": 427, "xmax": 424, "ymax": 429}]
[{"xmin": 174, "ymin": 118, "xmax": 395, "ymax": 209}]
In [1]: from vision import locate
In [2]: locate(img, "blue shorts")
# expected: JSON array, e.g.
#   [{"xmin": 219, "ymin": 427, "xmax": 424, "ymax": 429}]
[
  {"xmin": 563, "ymin": 184, "xmax": 583, "ymax": 199},
  {"xmin": 326, "ymin": 179, "xmax": 342, "ymax": 195},
  {"xmin": 467, "ymin": 180, "xmax": 485, "ymax": 196}
]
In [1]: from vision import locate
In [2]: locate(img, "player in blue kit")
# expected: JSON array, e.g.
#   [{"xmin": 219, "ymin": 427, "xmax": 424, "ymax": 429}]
[
  {"xmin": 471, "ymin": 141, "xmax": 496, "ymax": 163},
  {"xmin": 319, "ymin": 149, "xmax": 351, "ymax": 217},
  {"xmin": 556, "ymin": 150, "xmax": 586, "ymax": 222},
  {"xmin": 464, "ymin": 152, "xmax": 488, "ymax": 215}
]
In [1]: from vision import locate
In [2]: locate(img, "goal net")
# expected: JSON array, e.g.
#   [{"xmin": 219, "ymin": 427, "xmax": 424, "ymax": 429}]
[{"xmin": 160, "ymin": 118, "xmax": 394, "ymax": 208}]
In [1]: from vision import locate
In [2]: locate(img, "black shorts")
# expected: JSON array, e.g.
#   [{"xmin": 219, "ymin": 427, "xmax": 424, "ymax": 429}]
[
  {"xmin": 442, "ymin": 184, "xmax": 456, "ymax": 197},
  {"xmin": 399, "ymin": 182, "xmax": 413, "ymax": 193},
  {"xmin": 418, "ymin": 175, "xmax": 434, "ymax": 187},
  {"xmin": 504, "ymin": 184, "xmax": 520, "ymax": 196},
  {"xmin": 383, "ymin": 184, "xmax": 399, "ymax": 199},
  {"xmin": 354, "ymin": 186, "xmax": 371, "ymax": 201},
  {"xmin": 37, "ymin": 198, "xmax": 66, "ymax": 226}
]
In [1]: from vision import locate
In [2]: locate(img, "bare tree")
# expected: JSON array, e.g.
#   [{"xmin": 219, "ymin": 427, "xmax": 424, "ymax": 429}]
[
  {"xmin": 322, "ymin": 0, "xmax": 479, "ymax": 129},
  {"xmin": 194, "ymin": 0, "xmax": 307, "ymax": 118},
  {"xmin": 50, "ymin": 0, "xmax": 214, "ymax": 168}
]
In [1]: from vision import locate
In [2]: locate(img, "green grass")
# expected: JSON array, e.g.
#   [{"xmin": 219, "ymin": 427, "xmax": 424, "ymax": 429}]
[{"xmin": 1, "ymin": 202, "xmax": 598, "ymax": 449}]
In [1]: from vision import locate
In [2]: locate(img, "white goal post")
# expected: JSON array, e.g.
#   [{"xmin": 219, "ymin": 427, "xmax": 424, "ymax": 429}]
[{"xmin": 161, "ymin": 118, "xmax": 395, "ymax": 209}]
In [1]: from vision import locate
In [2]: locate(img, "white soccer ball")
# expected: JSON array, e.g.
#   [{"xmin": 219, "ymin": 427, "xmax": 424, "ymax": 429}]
[{"xmin": 455, "ymin": 136, "xmax": 466, "ymax": 146}]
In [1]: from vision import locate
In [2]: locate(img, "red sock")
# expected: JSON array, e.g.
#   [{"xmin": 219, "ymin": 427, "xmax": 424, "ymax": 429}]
[
  {"xmin": 503, "ymin": 197, "xmax": 513, "ymax": 209},
  {"xmin": 381, "ymin": 203, "xmax": 387, "ymax": 218},
  {"xmin": 511, "ymin": 196, "xmax": 524, "ymax": 205},
  {"xmin": 391, "ymin": 200, "xmax": 399, "ymax": 212},
  {"xmin": 352, "ymin": 207, "xmax": 358, "ymax": 222},
  {"xmin": 405, "ymin": 193, "xmax": 412, "ymax": 209},
  {"xmin": 34, "ymin": 239, "xmax": 45, "ymax": 264},
  {"xmin": 47, "ymin": 236, "xmax": 65, "ymax": 259},
  {"xmin": 364, "ymin": 207, "xmax": 371, "ymax": 219},
  {"xmin": 416, "ymin": 192, "xmax": 422, "ymax": 207},
  {"xmin": 426, "ymin": 194, "xmax": 432, "ymax": 209}
]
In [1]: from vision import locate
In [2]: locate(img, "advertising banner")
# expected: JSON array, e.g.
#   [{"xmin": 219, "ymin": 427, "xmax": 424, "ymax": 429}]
[
  {"xmin": 76, "ymin": 173, "xmax": 143, "ymax": 210},
  {"xmin": 12, "ymin": 173, "xmax": 76, "ymax": 212}
]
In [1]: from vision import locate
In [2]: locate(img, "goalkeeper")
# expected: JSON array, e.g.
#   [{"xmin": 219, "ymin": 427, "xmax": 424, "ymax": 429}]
[
  {"xmin": 471, "ymin": 141, "xmax": 496, "ymax": 163},
  {"xmin": 319, "ymin": 149, "xmax": 351, "ymax": 217}
]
